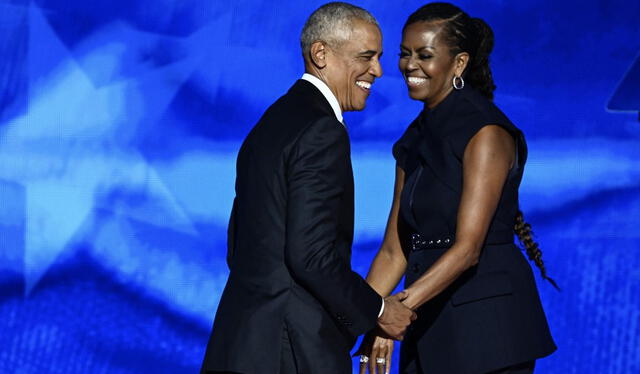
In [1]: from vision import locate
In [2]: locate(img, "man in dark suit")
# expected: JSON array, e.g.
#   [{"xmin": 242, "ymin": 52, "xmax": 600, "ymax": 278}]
[{"xmin": 201, "ymin": 3, "xmax": 416, "ymax": 374}]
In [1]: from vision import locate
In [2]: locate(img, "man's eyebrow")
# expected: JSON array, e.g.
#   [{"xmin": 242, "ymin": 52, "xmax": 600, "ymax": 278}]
[{"xmin": 358, "ymin": 50, "xmax": 379, "ymax": 56}]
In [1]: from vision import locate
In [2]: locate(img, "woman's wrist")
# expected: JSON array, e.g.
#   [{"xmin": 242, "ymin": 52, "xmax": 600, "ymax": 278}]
[{"xmin": 402, "ymin": 288, "xmax": 421, "ymax": 310}]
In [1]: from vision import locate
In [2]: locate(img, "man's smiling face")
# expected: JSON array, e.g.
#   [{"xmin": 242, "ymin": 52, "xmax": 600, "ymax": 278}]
[{"xmin": 323, "ymin": 19, "xmax": 383, "ymax": 112}]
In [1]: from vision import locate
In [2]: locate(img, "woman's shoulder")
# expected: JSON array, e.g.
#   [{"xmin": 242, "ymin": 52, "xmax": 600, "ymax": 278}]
[
  {"xmin": 447, "ymin": 87, "xmax": 526, "ymax": 159},
  {"xmin": 392, "ymin": 111, "xmax": 424, "ymax": 173},
  {"xmin": 452, "ymin": 88, "xmax": 515, "ymax": 130}
]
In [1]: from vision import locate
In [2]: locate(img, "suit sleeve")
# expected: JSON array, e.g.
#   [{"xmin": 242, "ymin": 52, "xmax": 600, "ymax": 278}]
[
  {"xmin": 226, "ymin": 197, "xmax": 237, "ymax": 269},
  {"xmin": 284, "ymin": 117, "xmax": 382, "ymax": 336}
]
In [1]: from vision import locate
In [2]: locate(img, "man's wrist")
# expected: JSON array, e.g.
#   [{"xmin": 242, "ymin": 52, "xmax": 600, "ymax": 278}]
[{"xmin": 377, "ymin": 298, "xmax": 385, "ymax": 318}]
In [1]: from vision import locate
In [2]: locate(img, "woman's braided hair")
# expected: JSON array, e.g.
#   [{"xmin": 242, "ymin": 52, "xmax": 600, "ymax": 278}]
[{"xmin": 515, "ymin": 210, "xmax": 559, "ymax": 290}]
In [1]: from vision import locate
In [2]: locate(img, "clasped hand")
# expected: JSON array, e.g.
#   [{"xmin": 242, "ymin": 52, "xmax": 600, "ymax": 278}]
[{"xmin": 355, "ymin": 290, "xmax": 416, "ymax": 374}]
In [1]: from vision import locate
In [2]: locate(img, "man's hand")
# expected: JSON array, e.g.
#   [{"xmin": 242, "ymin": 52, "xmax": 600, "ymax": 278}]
[{"xmin": 376, "ymin": 290, "xmax": 416, "ymax": 340}]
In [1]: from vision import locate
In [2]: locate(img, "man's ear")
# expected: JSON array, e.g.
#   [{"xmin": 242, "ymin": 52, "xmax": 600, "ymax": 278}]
[{"xmin": 309, "ymin": 41, "xmax": 328, "ymax": 69}]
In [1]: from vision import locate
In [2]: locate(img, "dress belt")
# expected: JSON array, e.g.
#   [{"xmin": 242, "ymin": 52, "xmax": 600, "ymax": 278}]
[{"xmin": 410, "ymin": 229, "xmax": 514, "ymax": 252}]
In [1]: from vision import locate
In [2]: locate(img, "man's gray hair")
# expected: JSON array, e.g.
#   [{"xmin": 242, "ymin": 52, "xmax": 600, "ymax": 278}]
[{"xmin": 300, "ymin": 2, "xmax": 379, "ymax": 54}]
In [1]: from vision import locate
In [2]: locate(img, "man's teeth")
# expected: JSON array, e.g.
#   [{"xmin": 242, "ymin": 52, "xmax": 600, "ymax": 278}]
[
  {"xmin": 356, "ymin": 81, "xmax": 372, "ymax": 90},
  {"xmin": 407, "ymin": 77, "xmax": 427, "ymax": 85}
]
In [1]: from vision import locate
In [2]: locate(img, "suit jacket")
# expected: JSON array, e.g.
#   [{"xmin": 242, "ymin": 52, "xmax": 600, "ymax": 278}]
[{"xmin": 200, "ymin": 79, "xmax": 382, "ymax": 374}]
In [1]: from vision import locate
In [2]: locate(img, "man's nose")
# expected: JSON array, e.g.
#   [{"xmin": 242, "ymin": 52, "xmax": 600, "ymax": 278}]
[{"xmin": 370, "ymin": 59, "xmax": 383, "ymax": 78}]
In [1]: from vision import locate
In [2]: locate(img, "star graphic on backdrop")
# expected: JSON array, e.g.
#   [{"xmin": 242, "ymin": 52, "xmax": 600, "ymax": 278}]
[{"xmin": 0, "ymin": 4, "xmax": 232, "ymax": 294}]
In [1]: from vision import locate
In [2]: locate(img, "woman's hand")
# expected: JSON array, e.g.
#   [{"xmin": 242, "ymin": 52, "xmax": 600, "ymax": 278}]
[{"xmin": 355, "ymin": 331, "xmax": 395, "ymax": 374}]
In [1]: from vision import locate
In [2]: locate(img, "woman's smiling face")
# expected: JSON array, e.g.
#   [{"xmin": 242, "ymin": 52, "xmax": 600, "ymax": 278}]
[{"xmin": 399, "ymin": 21, "xmax": 467, "ymax": 108}]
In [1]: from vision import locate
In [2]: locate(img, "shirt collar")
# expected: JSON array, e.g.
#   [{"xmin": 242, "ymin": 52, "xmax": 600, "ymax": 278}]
[{"xmin": 301, "ymin": 73, "xmax": 343, "ymax": 123}]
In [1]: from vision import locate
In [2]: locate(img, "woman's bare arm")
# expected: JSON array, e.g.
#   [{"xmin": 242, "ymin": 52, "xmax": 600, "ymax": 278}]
[
  {"xmin": 365, "ymin": 166, "xmax": 408, "ymax": 297},
  {"xmin": 402, "ymin": 125, "xmax": 515, "ymax": 310}
]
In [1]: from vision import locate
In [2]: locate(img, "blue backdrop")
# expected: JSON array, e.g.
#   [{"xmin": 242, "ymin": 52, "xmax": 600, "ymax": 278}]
[{"xmin": 1, "ymin": 0, "xmax": 639, "ymax": 373}]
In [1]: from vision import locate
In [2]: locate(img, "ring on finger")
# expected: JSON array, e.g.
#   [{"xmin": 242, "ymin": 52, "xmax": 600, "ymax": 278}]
[
  {"xmin": 359, "ymin": 355, "xmax": 369, "ymax": 363},
  {"xmin": 376, "ymin": 357, "xmax": 386, "ymax": 364}
]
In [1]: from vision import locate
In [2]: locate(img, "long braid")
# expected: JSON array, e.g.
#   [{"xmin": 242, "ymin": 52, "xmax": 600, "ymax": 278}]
[{"xmin": 515, "ymin": 210, "xmax": 560, "ymax": 290}]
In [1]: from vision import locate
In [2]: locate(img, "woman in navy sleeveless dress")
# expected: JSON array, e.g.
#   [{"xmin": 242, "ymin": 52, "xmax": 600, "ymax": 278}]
[{"xmin": 356, "ymin": 3, "xmax": 556, "ymax": 374}]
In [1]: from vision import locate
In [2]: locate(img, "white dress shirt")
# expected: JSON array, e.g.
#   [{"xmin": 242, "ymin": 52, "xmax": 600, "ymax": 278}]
[{"xmin": 301, "ymin": 73, "xmax": 343, "ymax": 124}]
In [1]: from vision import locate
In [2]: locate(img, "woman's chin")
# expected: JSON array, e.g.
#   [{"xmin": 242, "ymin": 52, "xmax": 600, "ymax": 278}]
[{"xmin": 407, "ymin": 89, "xmax": 427, "ymax": 102}]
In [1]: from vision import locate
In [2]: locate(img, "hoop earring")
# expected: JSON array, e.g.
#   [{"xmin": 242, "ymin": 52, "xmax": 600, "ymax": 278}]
[{"xmin": 452, "ymin": 75, "xmax": 464, "ymax": 90}]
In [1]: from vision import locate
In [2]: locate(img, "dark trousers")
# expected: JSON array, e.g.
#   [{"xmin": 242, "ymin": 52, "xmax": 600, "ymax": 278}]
[
  {"xmin": 403, "ymin": 359, "xmax": 535, "ymax": 374},
  {"xmin": 207, "ymin": 324, "xmax": 298, "ymax": 374},
  {"xmin": 488, "ymin": 361, "xmax": 535, "ymax": 374}
]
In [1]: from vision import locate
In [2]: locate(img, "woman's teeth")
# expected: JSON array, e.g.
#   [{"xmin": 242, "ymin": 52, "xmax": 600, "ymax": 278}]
[{"xmin": 407, "ymin": 77, "xmax": 427, "ymax": 85}]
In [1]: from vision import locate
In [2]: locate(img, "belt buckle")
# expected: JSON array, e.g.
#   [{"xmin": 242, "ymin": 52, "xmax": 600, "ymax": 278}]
[{"xmin": 411, "ymin": 233, "xmax": 453, "ymax": 251}]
